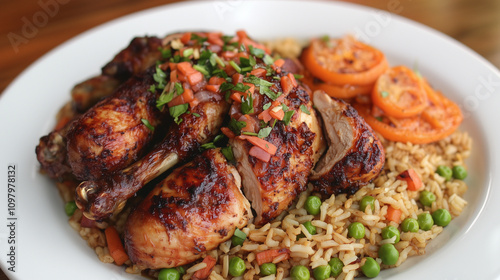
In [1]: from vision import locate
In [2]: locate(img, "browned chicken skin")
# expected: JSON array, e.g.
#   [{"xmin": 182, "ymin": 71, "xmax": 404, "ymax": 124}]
[
  {"xmin": 66, "ymin": 67, "xmax": 167, "ymax": 181},
  {"xmin": 124, "ymin": 148, "xmax": 252, "ymax": 269},
  {"xmin": 36, "ymin": 36, "xmax": 164, "ymax": 179},
  {"xmin": 75, "ymin": 96, "xmax": 229, "ymax": 220},
  {"xmin": 231, "ymin": 75, "xmax": 325, "ymax": 225},
  {"xmin": 310, "ymin": 90, "xmax": 385, "ymax": 195}
]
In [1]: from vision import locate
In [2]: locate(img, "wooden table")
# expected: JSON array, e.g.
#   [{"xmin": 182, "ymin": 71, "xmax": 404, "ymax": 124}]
[{"xmin": 0, "ymin": 0, "xmax": 499, "ymax": 278}]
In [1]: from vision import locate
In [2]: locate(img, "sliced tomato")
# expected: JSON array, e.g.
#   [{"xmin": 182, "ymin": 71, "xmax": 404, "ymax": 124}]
[
  {"xmin": 301, "ymin": 36, "xmax": 388, "ymax": 86},
  {"xmin": 302, "ymin": 74, "xmax": 373, "ymax": 99},
  {"xmin": 372, "ymin": 66, "xmax": 428, "ymax": 118},
  {"xmin": 354, "ymin": 85, "xmax": 463, "ymax": 144}
]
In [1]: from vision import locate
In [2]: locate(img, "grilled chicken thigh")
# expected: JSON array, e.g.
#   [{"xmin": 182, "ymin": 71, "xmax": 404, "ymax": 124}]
[
  {"xmin": 230, "ymin": 74, "xmax": 325, "ymax": 225},
  {"xmin": 66, "ymin": 67, "xmax": 167, "ymax": 181},
  {"xmin": 310, "ymin": 90, "xmax": 385, "ymax": 195},
  {"xmin": 124, "ymin": 149, "xmax": 252, "ymax": 269},
  {"xmin": 75, "ymin": 96, "xmax": 229, "ymax": 220},
  {"xmin": 36, "ymin": 36, "xmax": 164, "ymax": 179}
]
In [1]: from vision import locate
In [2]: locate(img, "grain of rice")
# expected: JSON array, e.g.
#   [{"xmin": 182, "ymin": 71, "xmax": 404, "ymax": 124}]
[{"xmin": 186, "ymin": 262, "xmax": 207, "ymax": 274}]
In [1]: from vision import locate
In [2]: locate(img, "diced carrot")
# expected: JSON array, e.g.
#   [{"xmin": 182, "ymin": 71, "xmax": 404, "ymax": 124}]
[
  {"xmin": 250, "ymin": 68, "xmax": 267, "ymax": 78},
  {"xmin": 243, "ymin": 136, "xmax": 277, "ymax": 155},
  {"xmin": 269, "ymin": 108, "xmax": 285, "ymax": 121},
  {"xmin": 397, "ymin": 169, "xmax": 423, "ymax": 191},
  {"xmin": 193, "ymin": 255, "xmax": 217, "ymax": 280},
  {"xmin": 255, "ymin": 249, "xmax": 290, "ymax": 266},
  {"xmin": 168, "ymin": 88, "xmax": 194, "ymax": 107},
  {"xmin": 386, "ymin": 206, "xmax": 402, "ymax": 223},
  {"xmin": 209, "ymin": 76, "xmax": 226, "ymax": 85},
  {"xmin": 249, "ymin": 146, "xmax": 272, "ymax": 162},
  {"xmin": 189, "ymin": 98, "xmax": 200, "ymax": 109},
  {"xmin": 177, "ymin": 72, "xmax": 187, "ymax": 82},
  {"xmin": 221, "ymin": 127, "xmax": 236, "ymax": 139},
  {"xmin": 170, "ymin": 69, "xmax": 178, "ymax": 83},
  {"xmin": 239, "ymin": 114, "xmax": 257, "ymax": 133},
  {"xmin": 236, "ymin": 30, "xmax": 248, "ymax": 40},
  {"xmin": 177, "ymin": 62, "xmax": 195, "ymax": 75},
  {"xmin": 206, "ymin": 84, "xmax": 220, "ymax": 93},
  {"xmin": 180, "ymin": 32, "xmax": 191, "ymax": 44},
  {"xmin": 280, "ymin": 76, "xmax": 294, "ymax": 95},
  {"xmin": 287, "ymin": 73, "xmax": 298, "ymax": 87},
  {"xmin": 224, "ymin": 63, "xmax": 237, "ymax": 76},
  {"xmin": 169, "ymin": 62, "xmax": 177, "ymax": 70},
  {"xmin": 230, "ymin": 92, "xmax": 243, "ymax": 103},
  {"xmin": 207, "ymin": 32, "xmax": 224, "ymax": 46},
  {"xmin": 258, "ymin": 109, "xmax": 273, "ymax": 123},
  {"xmin": 104, "ymin": 226, "xmax": 129, "ymax": 266},
  {"xmin": 187, "ymin": 71, "xmax": 204, "ymax": 87},
  {"xmin": 244, "ymin": 83, "xmax": 255, "ymax": 95},
  {"xmin": 274, "ymin": 59, "xmax": 285, "ymax": 68},
  {"xmin": 232, "ymin": 73, "xmax": 244, "ymax": 85}
]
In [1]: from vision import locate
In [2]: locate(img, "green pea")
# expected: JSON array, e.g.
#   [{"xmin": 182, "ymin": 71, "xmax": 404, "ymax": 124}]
[
  {"xmin": 328, "ymin": 257, "xmax": 344, "ymax": 277},
  {"xmin": 313, "ymin": 265, "xmax": 331, "ymax": 280},
  {"xmin": 228, "ymin": 257, "xmax": 246, "ymax": 277},
  {"xmin": 432, "ymin": 209, "xmax": 452, "ymax": 227},
  {"xmin": 260, "ymin": 263, "xmax": 277, "ymax": 276},
  {"xmin": 401, "ymin": 218, "xmax": 419, "ymax": 232},
  {"xmin": 305, "ymin": 195, "xmax": 322, "ymax": 215},
  {"xmin": 290, "ymin": 265, "xmax": 310, "ymax": 280},
  {"xmin": 419, "ymin": 190, "xmax": 436, "ymax": 207},
  {"xmin": 348, "ymin": 222, "xmax": 365, "ymax": 239},
  {"xmin": 361, "ymin": 257, "xmax": 380, "ymax": 278},
  {"xmin": 381, "ymin": 225, "xmax": 400, "ymax": 243},
  {"xmin": 158, "ymin": 268, "xmax": 181, "ymax": 280},
  {"xmin": 436, "ymin": 165, "xmax": 452, "ymax": 181},
  {"xmin": 359, "ymin": 196, "xmax": 375, "ymax": 212},
  {"xmin": 65, "ymin": 201, "xmax": 78, "ymax": 216},
  {"xmin": 452, "ymin": 165, "xmax": 468, "ymax": 180},
  {"xmin": 378, "ymin": 243, "xmax": 399, "ymax": 265},
  {"xmin": 303, "ymin": 221, "xmax": 317, "ymax": 235},
  {"xmin": 417, "ymin": 212, "xmax": 434, "ymax": 231}
]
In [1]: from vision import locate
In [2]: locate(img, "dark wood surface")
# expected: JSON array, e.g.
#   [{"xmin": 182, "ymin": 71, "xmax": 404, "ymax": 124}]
[{"xmin": 1, "ymin": 0, "xmax": 499, "ymax": 278}]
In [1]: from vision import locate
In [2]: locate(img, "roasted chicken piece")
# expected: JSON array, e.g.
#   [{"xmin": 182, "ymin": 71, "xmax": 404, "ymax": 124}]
[
  {"xmin": 36, "ymin": 36, "xmax": 165, "ymax": 179},
  {"xmin": 71, "ymin": 36, "xmax": 164, "ymax": 112},
  {"xmin": 75, "ymin": 95, "xmax": 229, "ymax": 220},
  {"xmin": 66, "ymin": 67, "xmax": 168, "ymax": 181},
  {"xmin": 230, "ymin": 74, "xmax": 325, "ymax": 225},
  {"xmin": 309, "ymin": 90, "xmax": 385, "ymax": 195},
  {"xmin": 124, "ymin": 148, "xmax": 252, "ymax": 269}
]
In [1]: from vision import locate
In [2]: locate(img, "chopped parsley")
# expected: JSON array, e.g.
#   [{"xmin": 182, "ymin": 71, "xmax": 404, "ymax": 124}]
[
  {"xmin": 228, "ymin": 118, "xmax": 247, "ymax": 135},
  {"xmin": 153, "ymin": 65, "xmax": 167, "ymax": 89},
  {"xmin": 241, "ymin": 94, "xmax": 254, "ymax": 115},
  {"xmin": 221, "ymin": 146, "xmax": 234, "ymax": 162},
  {"xmin": 141, "ymin": 119, "xmax": 155, "ymax": 132},
  {"xmin": 249, "ymin": 45, "xmax": 265, "ymax": 58},
  {"xmin": 283, "ymin": 110, "xmax": 295, "ymax": 125},
  {"xmin": 174, "ymin": 82, "xmax": 184, "ymax": 95},
  {"xmin": 169, "ymin": 103, "xmax": 189, "ymax": 124},
  {"xmin": 258, "ymin": 126, "xmax": 272, "ymax": 139},
  {"xmin": 156, "ymin": 90, "xmax": 175, "ymax": 110},
  {"xmin": 300, "ymin": 104, "xmax": 311, "ymax": 115}
]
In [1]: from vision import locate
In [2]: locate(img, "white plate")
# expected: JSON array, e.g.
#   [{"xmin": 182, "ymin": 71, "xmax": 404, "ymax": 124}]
[{"xmin": 1, "ymin": 1, "xmax": 500, "ymax": 279}]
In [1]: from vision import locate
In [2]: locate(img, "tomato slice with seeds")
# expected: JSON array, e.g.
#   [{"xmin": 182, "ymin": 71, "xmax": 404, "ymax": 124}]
[
  {"xmin": 301, "ymin": 36, "xmax": 388, "ymax": 86},
  {"xmin": 371, "ymin": 66, "xmax": 428, "ymax": 118},
  {"xmin": 302, "ymin": 73, "xmax": 373, "ymax": 99}
]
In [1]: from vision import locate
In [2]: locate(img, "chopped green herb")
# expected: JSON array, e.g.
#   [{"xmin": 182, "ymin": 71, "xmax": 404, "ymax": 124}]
[
  {"xmin": 293, "ymin": 74, "xmax": 304, "ymax": 79},
  {"xmin": 191, "ymin": 33, "xmax": 207, "ymax": 44},
  {"xmin": 249, "ymin": 55, "xmax": 257, "ymax": 67},
  {"xmin": 242, "ymin": 131, "xmax": 259, "ymax": 136},
  {"xmin": 249, "ymin": 45, "xmax": 266, "ymax": 58},
  {"xmin": 183, "ymin": 48, "xmax": 194, "ymax": 58},
  {"xmin": 229, "ymin": 60, "xmax": 242, "ymax": 73},
  {"xmin": 169, "ymin": 103, "xmax": 189, "ymax": 124},
  {"xmin": 156, "ymin": 91, "xmax": 175, "ymax": 110},
  {"xmin": 193, "ymin": 65, "xmax": 210, "ymax": 76},
  {"xmin": 149, "ymin": 84, "xmax": 157, "ymax": 93},
  {"xmin": 158, "ymin": 47, "xmax": 172, "ymax": 59},
  {"xmin": 201, "ymin": 142, "xmax": 217, "ymax": 149},
  {"xmin": 261, "ymin": 87, "xmax": 281, "ymax": 101},
  {"xmin": 258, "ymin": 126, "xmax": 272, "ymax": 139},
  {"xmin": 175, "ymin": 82, "xmax": 184, "ymax": 95},
  {"xmin": 228, "ymin": 118, "xmax": 247, "ymax": 135},
  {"xmin": 263, "ymin": 102, "xmax": 272, "ymax": 110},
  {"xmin": 272, "ymin": 76, "xmax": 281, "ymax": 80},
  {"xmin": 241, "ymin": 94, "xmax": 254, "ymax": 115},
  {"xmin": 233, "ymin": 83, "xmax": 250, "ymax": 93},
  {"xmin": 300, "ymin": 104, "xmax": 311, "ymax": 115},
  {"xmin": 283, "ymin": 110, "xmax": 295, "ymax": 125},
  {"xmin": 191, "ymin": 112, "xmax": 201, "ymax": 117},
  {"xmin": 239, "ymin": 43, "xmax": 247, "ymax": 53},
  {"xmin": 141, "ymin": 119, "xmax": 155, "ymax": 132},
  {"xmin": 263, "ymin": 54, "xmax": 274, "ymax": 65},
  {"xmin": 381, "ymin": 91, "xmax": 389, "ymax": 98},
  {"xmin": 221, "ymin": 146, "xmax": 234, "ymax": 162},
  {"xmin": 153, "ymin": 65, "xmax": 167, "ymax": 89}
]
